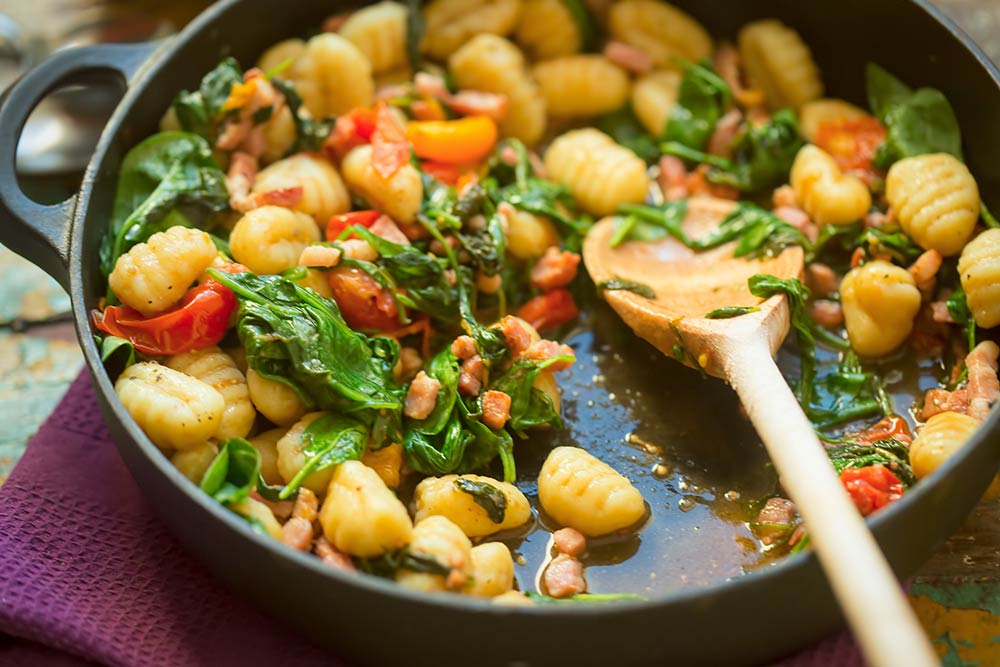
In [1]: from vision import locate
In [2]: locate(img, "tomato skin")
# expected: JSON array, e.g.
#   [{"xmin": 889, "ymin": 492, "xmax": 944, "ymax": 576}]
[
  {"xmin": 516, "ymin": 289, "xmax": 579, "ymax": 331},
  {"xmin": 327, "ymin": 266, "xmax": 400, "ymax": 332},
  {"xmin": 326, "ymin": 210, "xmax": 381, "ymax": 241},
  {"xmin": 815, "ymin": 117, "xmax": 886, "ymax": 173},
  {"xmin": 324, "ymin": 107, "xmax": 378, "ymax": 160},
  {"xmin": 371, "ymin": 102, "xmax": 411, "ymax": 178},
  {"xmin": 94, "ymin": 279, "xmax": 237, "ymax": 356},
  {"xmin": 856, "ymin": 415, "xmax": 913, "ymax": 445},
  {"xmin": 840, "ymin": 464, "xmax": 905, "ymax": 516}
]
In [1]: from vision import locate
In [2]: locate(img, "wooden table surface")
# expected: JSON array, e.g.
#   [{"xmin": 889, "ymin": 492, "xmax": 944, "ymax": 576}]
[{"xmin": 2, "ymin": 1, "xmax": 1000, "ymax": 664}]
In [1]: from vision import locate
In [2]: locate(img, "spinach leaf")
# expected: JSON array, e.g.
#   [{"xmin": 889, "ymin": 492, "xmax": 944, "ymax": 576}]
[
  {"xmin": 561, "ymin": 0, "xmax": 598, "ymax": 51},
  {"xmin": 271, "ymin": 78, "xmax": 336, "ymax": 153},
  {"xmin": 457, "ymin": 393, "xmax": 516, "ymax": 482},
  {"xmin": 100, "ymin": 131, "xmax": 229, "ymax": 279},
  {"xmin": 596, "ymin": 105, "xmax": 661, "ymax": 163},
  {"xmin": 404, "ymin": 411, "xmax": 476, "ymax": 476},
  {"xmin": 597, "ymin": 278, "xmax": 656, "ymax": 299},
  {"xmin": 947, "ymin": 287, "xmax": 976, "ymax": 352},
  {"xmin": 705, "ymin": 306, "xmax": 759, "ymax": 319},
  {"xmin": 200, "ymin": 438, "xmax": 261, "ymax": 506},
  {"xmin": 356, "ymin": 548, "xmax": 453, "ymax": 578},
  {"xmin": 806, "ymin": 351, "xmax": 886, "ymax": 428},
  {"xmin": 614, "ymin": 200, "xmax": 688, "ymax": 247},
  {"xmin": 455, "ymin": 186, "xmax": 506, "ymax": 277},
  {"xmin": 403, "ymin": 0, "xmax": 424, "ymax": 73},
  {"xmin": 454, "ymin": 477, "xmax": 507, "ymax": 523},
  {"xmin": 707, "ymin": 109, "xmax": 804, "ymax": 192},
  {"xmin": 99, "ymin": 335, "xmax": 136, "ymax": 379},
  {"xmin": 281, "ymin": 413, "xmax": 368, "ymax": 498},
  {"xmin": 172, "ymin": 57, "xmax": 244, "ymax": 140},
  {"xmin": 827, "ymin": 438, "xmax": 915, "ymax": 487},
  {"xmin": 489, "ymin": 355, "xmax": 572, "ymax": 437},
  {"xmin": 255, "ymin": 473, "xmax": 294, "ymax": 503},
  {"xmin": 665, "ymin": 60, "xmax": 731, "ymax": 150},
  {"xmin": 207, "ymin": 270, "xmax": 404, "ymax": 437},
  {"xmin": 857, "ymin": 226, "xmax": 924, "ymax": 265},
  {"xmin": 865, "ymin": 64, "xmax": 962, "ymax": 168},
  {"xmin": 408, "ymin": 348, "xmax": 461, "ymax": 436}
]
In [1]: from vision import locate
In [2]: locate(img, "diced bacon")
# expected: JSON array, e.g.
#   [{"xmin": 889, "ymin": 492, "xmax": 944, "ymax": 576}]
[
  {"xmin": 657, "ymin": 155, "xmax": 688, "ymax": 201},
  {"xmin": 458, "ymin": 355, "xmax": 486, "ymax": 396},
  {"xmin": 216, "ymin": 116, "xmax": 252, "ymax": 151},
  {"xmin": 369, "ymin": 215, "xmax": 412, "ymax": 246},
  {"xmin": 967, "ymin": 341, "xmax": 1000, "ymax": 422},
  {"xmin": 552, "ymin": 527, "xmax": 586, "ymax": 557},
  {"xmin": 254, "ymin": 186, "xmax": 304, "ymax": 208},
  {"xmin": 339, "ymin": 238, "xmax": 378, "ymax": 262},
  {"xmin": 372, "ymin": 102, "xmax": 410, "ymax": 179},
  {"xmin": 809, "ymin": 300, "xmax": 843, "ymax": 329},
  {"xmin": 920, "ymin": 388, "xmax": 954, "ymax": 421},
  {"xmin": 299, "ymin": 245, "xmax": 342, "ymax": 269},
  {"xmin": 805, "ymin": 263, "xmax": 840, "ymax": 298},
  {"xmin": 772, "ymin": 185, "xmax": 797, "ymax": 209},
  {"xmin": 864, "ymin": 210, "xmax": 892, "ymax": 229},
  {"xmin": 404, "ymin": 371, "xmax": 442, "ymax": 420},
  {"xmin": 226, "ymin": 151, "xmax": 259, "ymax": 212},
  {"xmin": 602, "ymin": 41, "xmax": 653, "ymax": 74},
  {"xmin": 448, "ymin": 91, "xmax": 509, "ymax": 122},
  {"xmin": 415, "ymin": 72, "xmax": 450, "ymax": 100},
  {"xmin": 281, "ymin": 489, "xmax": 318, "ymax": 551},
  {"xmin": 754, "ymin": 497, "xmax": 796, "ymax": 546},
  {"xmin": 530, "ymin": 247, "xmax": 580, "ymax": 291},
  {"xmin": 543, "ymin": 554, "xmax": 587, "ymax": 598},
  {"xmin": 477, "ymin": 271, "xmax": 502, "ymax": 294},
  {"xmin": 930, "ymin": 301, "xmax": 956, "ymax": 324},
  {"xmin": 481, "ymin": 390, "xmax": 512, "ymax": 430},
  {"xmin": 451, "ymin": 335, "xmax": 478, "ymax": 360},
  {"xmin": 774, "ymin": 205, "xmax": 811, "ymax": 231},
  {"xmin": 315, "ymin": 537, "xmax": 356, "ymax": 571},
  {"xmin": 241, "ymin": 124, "xmax": 267, "ymax": 158},
  {"xmin": 707, "ymin": 109, "xmax": 743, "ymax": 159},
  {"xmin": 523, "ymin": 339, "xmax": 576, "ymax": 371},
  {"xmin": 527, "ymin": 151, "xmax": 548, "ymax": 179},
  {"xmin": 499, "ymin": 315, "xmax": 538, "ymax": 358},
  {"xmin": 909, "ymin": 249, "xmax": 943, "ymax": 297}
]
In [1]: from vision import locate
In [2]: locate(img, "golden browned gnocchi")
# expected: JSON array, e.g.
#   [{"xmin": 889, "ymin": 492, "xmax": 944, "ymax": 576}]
[
  {"xmin": 251, "ymin": 154, "xmax": 351, "ymax": 225},
  {"xmin": 116, "ymin": 362, "xmax": 225, "ymax": 451},
  {"xmin": 500, "ymin": 205, "xmax": 560, "ymax": 260},
  {"xmin": 230, "ymin": 496, "xmax": 283, "ymax": 540},
  {"xmin": 422, "ymin": 0, "xmax": 522, "ymax": 61},
  {"xmin": 396, "ymin": 515, "xmax": 473, "ymax": 592},
  {"xmin": 886, "ymin": 153, "xmax": 980, "ymax": 257},
  {"xmin": 544, "ymin": 128, "xmax": 649, "ymax": 217},
  {"xmin": 466, "ymin": 542, "xmax": 516, "ymax": 597},
  {"xmin": 166, "ymin": 347, "xmax": 255, "ymax": 441},
  {"xmin": 910, "ymin": 411, "xmax": 981, "ymax": 480},
  {"xmin": 738, "ymin": 20, "xmax": 823, "ymax": 110},
  {"xmin": 170, "ymin": 441, "xmax": 219, "ymax": 484},
  {"xmin": 361, "ymin": 443, "xmax": 405, "ymax": 489},
  {"xmin": 340, "ymin": 145, "xmax": 423, "ymax": 224},
  {"xmin": 320, "ymin": 461, "xmax": 414, "ymax": 557},
  {"xmin": 790, "ymin": 145, "xmax": 871, "ymax": 226},
  {"xmin": 246, "ymin": 369, "xmax": 308, "ymax": 426},
  {"xmin": 338, "ymin": 1, "xmax": 410, "ymax": 74},
  {"xmin": 608, "ymin": 0, "xmax": 712, "ymax": 69},
  {"xmin": 532, "ymin": 56, "xmax": 630, "ymax": 118},
  {"xmin": 413, "ymin": 474, "xmax": 532, "ymax": 537},
  {"xmin": 229, "ymin": 206, "xmax": 320, "ymax": 275},
  {"xmin": 959, "ymin": 229, "xmax": 1000, "ymax": 328},
  {"xmin": 797, "ymin": 98, "xmax": 869, "ymax": 143},
  {"xmin": 538, "ymin": 446, "xmax": 646, "ymax": 537},
  {"xmin": 513, "ymin": 0, "xmax": 581, "ymax": 60},
  {"xmin": 271, "ymin": 33, "xmax": 374, "ymax": 118},
  {"xmin": 276, "ymin": 412, "xmax": 334, "ymax": 495},
  {"xmin": 109, "ymin": 226, "xmax": 218, "ymax": 316},
  {"xmin": 839, "ymin": 260, "xmax": 922, "ymax": 358},
  {"xmin": 249, "ymin": 427, "xmax": 285, "ymax": 486}
]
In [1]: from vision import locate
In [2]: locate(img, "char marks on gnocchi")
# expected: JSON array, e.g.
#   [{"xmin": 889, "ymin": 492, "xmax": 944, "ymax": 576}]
[{"xmin": 95, "ymin": 1, "xmax": 998, "ymax": 602}]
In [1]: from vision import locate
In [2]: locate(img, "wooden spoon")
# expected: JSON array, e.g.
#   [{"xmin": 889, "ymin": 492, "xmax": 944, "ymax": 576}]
[{"xmin": 583, "ymin": 197, "xmax": 937, "ymax": 666}]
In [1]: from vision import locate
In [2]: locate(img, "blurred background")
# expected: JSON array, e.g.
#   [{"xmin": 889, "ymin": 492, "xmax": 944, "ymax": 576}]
[{"xmin": 1, "ymin": 1, "xmax": 999, "ymax": 663}]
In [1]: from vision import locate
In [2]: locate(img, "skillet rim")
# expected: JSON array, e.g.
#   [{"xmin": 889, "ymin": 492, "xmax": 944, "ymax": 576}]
[{"xmin": 65, "ymin": 0, "xmax": 1000, "ymax": 621}]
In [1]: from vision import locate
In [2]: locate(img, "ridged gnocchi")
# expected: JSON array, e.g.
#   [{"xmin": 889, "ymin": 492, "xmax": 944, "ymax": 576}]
[
  {"xmin": 270, "ymin": 34, "xmax": 374, "ymax": 118},
  {"xmin": 340, "ymin": 145, "xmax": 424, "ymax": 224},
  {"xmin": 798, "ymin": 98, "xmax": 869, "ymax": 143},
  {"xmin": 320, "ymin": 460, "xmax": 414, "ymax": 557},
  {"xmin": 608, "ymin": 1, "xmax": 712, "ymax": 69},
  {"xmin": 246, "ymin": 368, "xmax": 308, "ymax": 426},
  {"xmin": 738, "ymin": 20, "xmax": 823, "ymax": 110},
  {"xmin": 422, "ymin": 0, "xmax": 522, "ymax": 61},
  {"xmin": 840, "ymin": 260, "xmax": 922, "ymax": 357},
  {"xmin": 361, "ymin": 442, "xmax": 405, "ymax": 489},
  {"xmin": 339, "ymin": 2, "xmax": 409, "ymax": 74},
  {"xmin": 449, "ymin": 34, "xmax": 546, "ymax": 146},
  {"xmin": 396, "ymin": 515, "xmax": 472, "ymax": 592},
  {"xmin": 959, "ymin": 229, "xmax": 1000, "ymax": 328},
  {"xmin": 251, "ymin": 154, "xmax": 351, "ymax": 225},
  {"xmin": 538, "ymin": 446, "xmax": 646, "ymax": 536},
  {"xmin": 790, "ymin": 145, "xmax": 871, "ymax": 225},
  {"xmin": 276, "ymin": 412, "xmax": 334, "ymax": 495},
  {"xmin": 166, "ymin": 346, "xmax": 255, "ymax": 441},
  {"xmin": 544, "ymin": 128, "xmax": 649, "ymax": 217},
  {"xmin": 249, "ymin": 427, "xmax": 285, "ymax": 486},
  {"xmin": 532, "ymin": 56, "xmax": 630, "ymax": 118},
  {"xmin": 116, "ymin": 362, "xmax": 225, "ymax": 451},
  {"xmin": 170, "ymin": 441, "xmax": 219, "ymax": 484},
  {"xmin": 466, "ymin": 542, "xmax": 515, "ymax": 597},
  {"xmin": 631, "ymin": 69, "xmax": 681, "ymax": 137},
  {"xmin": 109, "ymin": 226, "xmax": 218, "ymax": 316},
  {"xmin": 230, "ymin": 206, "xmax": 320, "ymax": 275},
  {"xmin": 886, "ymin": 153, "xmax": 980, "ymax": 257},
  {"xmin": 910, "ymin": 411, "xmax": 980, "ymax": 480},
  {"xmin": 413, "ymin": 474, "xmax": 532, "ymax": 537},
  {"xmin": 514, "ymin": 0, "xmax": 580, "ymax": 60}
]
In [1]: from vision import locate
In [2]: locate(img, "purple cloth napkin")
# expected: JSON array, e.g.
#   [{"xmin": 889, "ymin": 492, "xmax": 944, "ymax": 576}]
[{"xmin": 0, "ymin": 372, "xmax": 863, "ymax": 667}]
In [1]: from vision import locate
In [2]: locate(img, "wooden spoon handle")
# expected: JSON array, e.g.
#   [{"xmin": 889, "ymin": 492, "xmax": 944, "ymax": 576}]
[{"xmin": 724, "ymin": 339, "xmax": 937, "ymax": 667}]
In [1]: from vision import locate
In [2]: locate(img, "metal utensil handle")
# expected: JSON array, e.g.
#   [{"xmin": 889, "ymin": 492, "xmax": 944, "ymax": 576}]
[{"xmin": 0, "ymin": 41, "xmax": 157, "ymax": 290}]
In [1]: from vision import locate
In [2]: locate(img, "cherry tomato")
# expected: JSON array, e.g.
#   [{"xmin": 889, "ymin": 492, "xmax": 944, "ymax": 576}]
[
  {"xmin": 815, "ymin": 117, "xmax": 886, "ymax": 172},
  {"xmin": 516, "ymin": 289, "xmax": 579, "ymax": 331},
  {"xmin": 840, "ymin": 464, "xmax": 904, "ymax": 516},
  {"xmin": 93, "ymin": 279, "xmax": 236, "ymax": 356},
  {"xmin": 324, "ymin": 107, "xmax": 377, "ymax": 161},
  {"xmin": 327, "ymin": 266, "xmax": 400, "ymax": 332},
  {"xmin": 326, "ymin": 210, "xmax": 382, "ymax": 241},
  {"xmin": 855, "ymin": 415, "xmax": 913, "ymax": 445}
]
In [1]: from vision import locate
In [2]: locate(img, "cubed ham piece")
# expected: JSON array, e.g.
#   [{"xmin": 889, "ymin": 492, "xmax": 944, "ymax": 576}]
[
  {"xmin": 481, "ymin": 390, "xmax": 512, "ymax": 430},
  {"xmin": 552, "ymin": 527, "xmax": 587, "ymax": 557},
  {"xmin": 543, "ymin": 554, "xmax": 587, "ymax": 598},
  {"xmin": 530, "ymin": 247, "xmax": 580, "ymax": 291},
  {"xmin": 405, "ymin": 371, "xmax": 441, "ymax": 420}
]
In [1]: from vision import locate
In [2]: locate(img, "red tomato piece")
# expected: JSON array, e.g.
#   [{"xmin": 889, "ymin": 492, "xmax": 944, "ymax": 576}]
[
  {"xmin": 840, "ymin": 464, "xmax": 905, "ymax": 517},
  {"xmin": 815, "ymin": 117, "xmax": 887, "ymax": 173},
  {"xmin": 371, "ymin": 101, "xmax": 411, "ymax": 179},
  {"xmin": 327, "ymin": 266, "xmax": 400, "ymax": 332},
  {"xmin": 326, "ymin": 210, "xmax": 382, "ymax": 241},
  {"xmin": 324, "ymin": 107, "xmax": 378, "ymax": 161},
  {"xmin": 516, "ymin": 289, "xmax": 580, "ymax": 331},
  {"xmin": 93, "ymin": 279, "xmax": 237, "ymax": 356},
  {"xmin": 855, "ymin": 415, "xmax": 914, "ymax": 445}
]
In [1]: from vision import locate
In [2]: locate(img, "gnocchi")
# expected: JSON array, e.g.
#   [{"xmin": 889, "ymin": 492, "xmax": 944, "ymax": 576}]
[
  {"xmin": 251, "ymin": 154, "xmax": 351, "ymax": 225},
  {"xmin": 422, "ymin": 0, "xmax": 522, "ymax": 61},
  {"xmin": 466, "ymin": 542, "xmax": 516, "ymax": 597},
  {"xmin": 738, "ymin": 20, "xmax": 823, "ymax": 110},
  {"xmin": 276, "ymin": 412, "xmax": 335, "ymax": 495},
  {"xmin": 840, "ymin": 260, "xmax": 922, "ymax": 358},
  {"xmin": 229, "ymin": 206, "xmax": 320, "ymax": 275},
  {"xmin": 246, "ymin": 369, "xmax": 308, "ymax": 426},
  {"xmin": 249, "ymin": 427, "xmax": 285, "ymax": 486},
  {"xmin": 608, "ymin": 1, "xmax": 712, "ymax": 69},
  {"xmin": 396, "ymin": 515, "xmax": 473, "ymax": 592},
  {"xmin": 790, "ymin": 145, "xmax": 871, "ymax": 226},
  {"xmin": 959, "ymin": 229, "xmax": 1000, "ymax": 328},
  {"xmin": 413, "ymin": 474, "xmax": 532, "ymax": 537},
  {"xmin": 340, "ymin": 145, "xmax": 424, "ymax": 224},
  {"xmin": 170, "ymin": 441, "xmax": 220, "ymax": 484},
  {"xmin": 798, "ymin": 98, "xmax": 869, "ymax": 143},
  {"xmin": 631, "ymin": 69, "xmax": 681, "ymax": 137},
  {"xmin": 514, "ymin": 0, "xmax": 581, "ymax": 60},
  {"xmin": 361, "ymin": 443, "xmax": 405, "ymax": 489},
  {"xmin": 338, "ymin": 2, "xmax": 410, "ymax": 74},
  {"xmin": 532, "ymin": 56, "xmax": 630, "ymax": 118},
  {"xmin": 320, "ymin": 460, "xmax": 413, "ymax": 557},
  {"xmin": 166, "ymin": 346, "xmax": 255, "ymax": 441},
  {"xmin": 910, "ymin": 411, "xmax": 980, "ymax": 480},
  {"xmin": 500, "ymin": 204, "xmax": 559, "ymax": 260}
]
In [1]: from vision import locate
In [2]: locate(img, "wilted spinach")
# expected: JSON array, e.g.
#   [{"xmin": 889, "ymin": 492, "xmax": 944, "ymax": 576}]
[
  {"xmin": 407, "ymin": 348, "xmax": 461, "ymax": 435},
  {"xmin": 200, "ymin": 438, "xmax": 261, "ymax": 506},
  {"xmin": 596, "ymin": 105, "xmax": 661, "ymax": 163},
  {"xmin": 454, "ymin": 477, "xmax": 508, "ymax": 523},
  {"xmin": 807, "ymin": 351, "xmax": 889, "ymax": 429},
  {"xmin": 857, "ymin": 226, "xmax": 924, "ymax": 265},
  {"xmin": 171, "ymin": 57, "xmax": 244, "ymax": 140},
  {"xmin": 490, "ymin": 354, "xmax": 573, "ymax": 437},
  {"xmin": 281, "ymin": 413, "xmax": 369, "ymax": 498},
  {"xmin": 613, "ymin": 200, "xmax": 688, "ymax": 247},
  {"xmin": 271, "ymin": 78, "xmax": 336, "ymax": 153},
  {"xmin": 827, "ymin": 438, "xmax": 915, "ymax": 487},
  {"xmin": 704, "ymin": 306, "xmax": 759, "ymax": 319},
  {"xmin": 99, "ymin": 335, "xmax": 136, "ymax": 379},
  {"xmin": 596, "ymin": 278, "xmax": 656, "ymax": 299},
  {"xmin": 665, "ymin": 60, "xmax": 731, "ymax": 150},
  {"xmin": 100, "ymin": 132, "xmax": 228, "ymax": 280},
  {"xmin": 708, "ymin": 110, "xmax": 804, "ymax": 192},
  {"xmin": 947, "ymin": 287, "xmax": 976, "ymax": 352}
]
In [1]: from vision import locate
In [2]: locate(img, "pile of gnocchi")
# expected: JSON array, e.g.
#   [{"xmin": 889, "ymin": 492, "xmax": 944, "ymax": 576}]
[{"xmin": 94, "ymin": 0, "xmax": 999, "ymax": 602}]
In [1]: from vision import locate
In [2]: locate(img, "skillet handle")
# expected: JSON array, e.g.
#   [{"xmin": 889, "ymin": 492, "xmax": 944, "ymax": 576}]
[{"xmin": 0, "ymin": 42, "xmax": 159, "ymax": 291}]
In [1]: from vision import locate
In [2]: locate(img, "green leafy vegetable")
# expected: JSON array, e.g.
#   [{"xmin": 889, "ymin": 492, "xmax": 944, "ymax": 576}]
[
  {"xmin": 866, "ymin": 64, "xmax": 962, "ymax": 169},
  {"xmin": 947, "ymin": 287, "xmax": 976, "ymax": 352},
  {"xmin": 807, "ymin": 351, "xmax": 886, "ymax": 428},
  {"xmin": 281, "ymin": 413, "xmax": 368, "ymax": 498},
  {"xmin": 271, "ymin": 78, "xmax": 336, "ymax": 153},
  {"xmin": 827, "ymin": 438, "xmax": 915, "ymax": 487},
  {"xmin": 665, "ymin": 60, "xmax": 731, "ymax": 150},
  {"xmin": 857, "ymin": 226, "xmax": 924, "ymax": 265},
  {"xmin": 490, "ymin": 355, "xmax": 572, "ymax": 437},
  {"xmin": 408, "ymin": 348, "xmax": 461, "ymax": 435},
  {"xmin": 404, "ymin": 0, "xmax": 425, "ymax": 73},
  {"xmin": 704, "ymin": 306, "xmax": 759, "ymax": 319},
  {"xmin": 404, "ymin": 411, "xmax": 476, "ymax": 476},
  {"xmin": 100, "ymin": 132, "xmax": 228, "ymax": 279},
  {"xmin": 200, "ymin": 438, "xmax": 261, "ymax": 506},
  {"xmin": 454, "ymin": 477, "xmax": 508, "ymax": 523},
  {"xmin": 99, "ymin": 335, "xmax": 136, "ymax": 378},
  {"xmin": 596, "ymin": 278, "xmax": 656, "ymax": 299},
  {"xmin": 171, "ymin": 58, "xmax": 244, "ymax": 140},
  {"xmin": 356, "ymin": 548, "xmax": 453, "ymax": 578},
  {"xmin": 596, "ymin": 105, "xmax": 660, "ymax": 163},
  {"xmin": 561, "ymin": 0, "xmax": 598, "ymax": 51},
  {"xmin": 707, "ymin": 109, "xmax": 805, "ymax": 192},
  {"xmin": 613, "ymin": 200, "xmax": 687, "ymax": 247}
]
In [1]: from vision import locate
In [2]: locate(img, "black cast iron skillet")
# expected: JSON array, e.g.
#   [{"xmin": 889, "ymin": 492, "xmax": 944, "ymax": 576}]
[{"xmin": 2, "ymin": 1, "xmax": 1000, "ymax": 665}]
